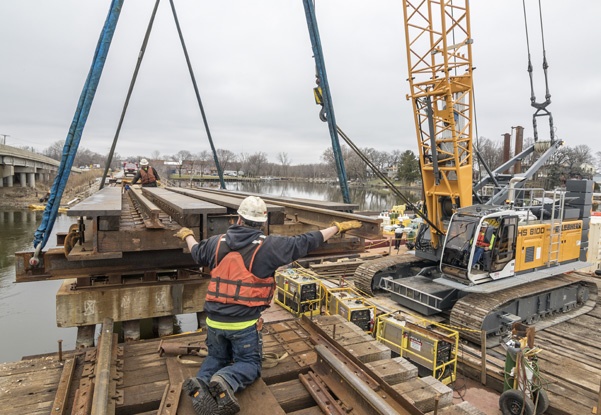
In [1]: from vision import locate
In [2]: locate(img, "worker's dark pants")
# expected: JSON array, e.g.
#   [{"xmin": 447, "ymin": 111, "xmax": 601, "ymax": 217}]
[
  {"xmin": 197, "ymin": 324, "xmax": 262, "ymax": 393},
  {"xmin": 472, "ymin": 246, "xmax": 485, "ymax": 267}
]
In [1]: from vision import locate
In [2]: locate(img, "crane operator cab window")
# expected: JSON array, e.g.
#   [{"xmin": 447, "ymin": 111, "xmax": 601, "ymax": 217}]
[{"xmin": 441, "ymin": 214, "xmax": 518, "ymax": 283}]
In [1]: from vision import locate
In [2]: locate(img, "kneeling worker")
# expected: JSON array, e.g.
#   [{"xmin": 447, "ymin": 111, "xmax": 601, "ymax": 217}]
[{"xmin": 174, "ymin": 196, "xmax": 361, "ymax": 415}]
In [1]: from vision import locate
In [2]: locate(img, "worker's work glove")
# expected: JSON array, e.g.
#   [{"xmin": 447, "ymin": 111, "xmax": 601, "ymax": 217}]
[
  {"xmin": 331, "ymin": 220, "xmax": 362, "ymax": 234},
  {"xmin": 174, "ymin": 227, "xmax": 194, "ymax": 241}
]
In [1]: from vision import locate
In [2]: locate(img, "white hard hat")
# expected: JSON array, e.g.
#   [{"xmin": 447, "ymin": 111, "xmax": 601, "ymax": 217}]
[
  {"xmin": 237, "ymin": 196, "xmax": 267, "ymax": 222},
  {"xmin": 140, "ymin": 158, "xmax": 149, "ymax": 166}
]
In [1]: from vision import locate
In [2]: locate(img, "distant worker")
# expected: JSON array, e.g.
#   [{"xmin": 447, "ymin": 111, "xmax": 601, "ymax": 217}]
[
  {"xmin": 174, "ymin": 196, "xmax": 362, "ymax": 415},
  {"xmin": 472, "ymin": 222, "xmax": 495, "ymax": 269},
  {"xmin": 131, "ymin": 158, "xmax": 160, "ymax": 187},
  {"xmin": 394, "ymin": 226, "xmax": 404, "ymax": 251}
]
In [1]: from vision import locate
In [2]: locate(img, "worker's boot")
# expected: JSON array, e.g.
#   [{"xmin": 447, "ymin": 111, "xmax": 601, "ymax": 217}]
[
  {"xmin": 182, "ymin": 377, "xmax": 218, "ymax": 415},
  {"xmin": 209, "ymin": 375, "xmax": 240, "ymax": 415}
]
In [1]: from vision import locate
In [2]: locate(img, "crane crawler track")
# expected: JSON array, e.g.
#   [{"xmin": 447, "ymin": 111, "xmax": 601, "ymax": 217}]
[
  {"xmin": 450, "ymin": 273, "xmax": 598, "ymax": 346},
  {"xmin": 353, "ymin": 254, "xmax": 429, "ymax": 296}
]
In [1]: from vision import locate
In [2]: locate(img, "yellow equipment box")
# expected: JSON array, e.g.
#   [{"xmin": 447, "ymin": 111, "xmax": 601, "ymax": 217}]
[
  {"xmin": 376, "ymin": 312, "xmax": 458, "ymax": 385},
  {"xmin": 325, "ymin": 287, "xmax": 376, "ymax": 333},
  {"xmin": 275, "ymin": 268, "xmax": 321, "ymax": 317}
]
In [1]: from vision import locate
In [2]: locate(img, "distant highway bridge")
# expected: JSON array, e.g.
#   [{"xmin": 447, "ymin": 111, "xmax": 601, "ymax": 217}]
[{"xmin": 0, "ymin": 144, "xmax": 79, "ymax": 188}]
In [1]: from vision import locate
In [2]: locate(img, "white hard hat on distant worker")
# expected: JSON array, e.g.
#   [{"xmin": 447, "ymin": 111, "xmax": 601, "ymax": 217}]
[
  {"xmin": 237, "ymin": 196, "xmax": 268, "ymax": 223},
  {"xmin": 140, "ymin": 159, "xmax": 149, "ymax": 166}
]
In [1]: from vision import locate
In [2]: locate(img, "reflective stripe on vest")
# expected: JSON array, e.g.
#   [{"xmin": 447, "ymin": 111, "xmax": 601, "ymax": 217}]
[
  {"xmin": 140, "ymin": 167, "xmax": 156, "ymax": 184},
  {"xmin": 206, "ymin": 235, "xmax": 274, "ymax": 307}
]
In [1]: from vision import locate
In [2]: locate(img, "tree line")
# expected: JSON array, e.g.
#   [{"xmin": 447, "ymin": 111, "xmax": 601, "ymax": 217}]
[{"xmin": 33, "ymin": 138, "xmax": 600, "ymax": 188}]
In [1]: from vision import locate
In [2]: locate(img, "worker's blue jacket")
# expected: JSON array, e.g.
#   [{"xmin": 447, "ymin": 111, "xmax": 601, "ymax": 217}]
[{"xmin": 191, "ymin": 224, "xmax": 324, "ymax": 323}]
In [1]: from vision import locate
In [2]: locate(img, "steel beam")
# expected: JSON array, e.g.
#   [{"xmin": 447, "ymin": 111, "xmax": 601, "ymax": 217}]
[
  {"xmin": 168, "ymin": 187, "xmax": 381, "ymax": 239},
  {"xmin": 15, "ymin": 248, "xmax": 197, "ymax": 282}
]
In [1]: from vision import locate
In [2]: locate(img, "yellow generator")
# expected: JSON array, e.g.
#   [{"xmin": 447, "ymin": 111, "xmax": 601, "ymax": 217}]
[
  {"xmin": 275, "ymin": 268, "xmax": 321, "ymax": 317},
  {"xmin": 376, "ymin": 312, "xmax": 458, "ymax": 385},
  {"xmin": 325, "ymin": 287, "xmax": 376, "ymax": 333}
]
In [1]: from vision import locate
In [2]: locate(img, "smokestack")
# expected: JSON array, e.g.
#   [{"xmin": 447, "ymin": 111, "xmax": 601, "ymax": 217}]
[
  {"xmin": 514, "ymin": 126, "xmax": 524, "ymax": 174},
  {"xmin": 503, "ymin": 133, "xmax": 511, "ymax": 173}
]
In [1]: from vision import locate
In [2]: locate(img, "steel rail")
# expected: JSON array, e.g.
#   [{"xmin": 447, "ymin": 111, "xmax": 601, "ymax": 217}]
[
  {"xmin": 314, "ymin": 344, "xmax": 402, "ymax": 415},
  {"xmin": 299, "ymin": 315, "xmax": 425, "ymax": 415},
  {"xmin": 91, "ymin": 318, "xmax": 115, "ymax": 415},
  {"xmin": 128, "ymin": 188, "xmax": 164, "ymax": 228}
]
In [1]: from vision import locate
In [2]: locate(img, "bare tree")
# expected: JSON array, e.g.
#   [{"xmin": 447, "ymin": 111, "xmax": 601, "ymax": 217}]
[
  {"xmin": 197, "ymin": 150, "xmax": 211, "ymax": 177},
  {"xmin": 321, "ymin": 145, "xmax": 367, "ymax": 181},
  {"xmin": 245, "ymin": 152, "xmax": 268, "ymax": 177},
  {"xmin": 475, "ymin": 137, "xmax": 504, "ymax": 174},
  {"xmin": 173, "ymin": 150, "xmax": 193, "ymax": 177},
  {"xmin": 278, "ymin": 152, "xmax": 291, "ymax": 178},
  {"xmin": 43, "ymin": 140, "xmax": 65, "ymax": 160},
  {"xmin": 216, "ymin": 149, "xmax": 237, "ymax": 173}
]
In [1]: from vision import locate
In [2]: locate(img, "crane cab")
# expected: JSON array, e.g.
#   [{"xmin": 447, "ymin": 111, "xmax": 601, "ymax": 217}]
[
  {"xmin": 440, "ymin": 209, "xmax": 518, "ymax": 285},
  {"xmin": 440, "ymin": 201, "xmax": 585, "ymax": 287}
]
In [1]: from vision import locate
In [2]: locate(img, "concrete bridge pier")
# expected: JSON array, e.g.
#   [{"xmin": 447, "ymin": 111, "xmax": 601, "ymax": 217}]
[
  {"xmin": 28, "ymin": 172, "xmax": 35, "ymax": 188},
  {"xmin": 19, "ymin": 172, "xmax": 26, "ymax": 187}
]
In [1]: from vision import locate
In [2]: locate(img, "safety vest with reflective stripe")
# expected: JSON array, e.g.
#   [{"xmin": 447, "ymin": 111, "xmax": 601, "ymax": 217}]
[{"xmin": 205, "ymin": 235, "xmax": 275, "ymax": 307}]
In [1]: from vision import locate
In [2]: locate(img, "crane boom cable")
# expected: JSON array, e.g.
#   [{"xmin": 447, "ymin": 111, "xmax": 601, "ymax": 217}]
[
  {"xmin": 32, "ymin": 0, "xmax": 124, "ymax": 255},
  {"xmin": 100, "ymin": 0, "xmax": 161, "ymax": 190},
  {"xmin": 335, "ymin": 125, "xmax": 444, "ymax": 235},
  {"xmin": 169, "ymin": 0, "xmax": 226, "ymax": 189}
]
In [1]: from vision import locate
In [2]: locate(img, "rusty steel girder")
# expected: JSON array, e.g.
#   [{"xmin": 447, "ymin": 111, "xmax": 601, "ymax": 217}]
[{"xmin": 14, "ymin": 248, "xmax": 198, "ymax": 282}]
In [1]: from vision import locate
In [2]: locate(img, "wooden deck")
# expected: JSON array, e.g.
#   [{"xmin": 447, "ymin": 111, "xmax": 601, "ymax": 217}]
[
  {"xmin": 0, "ymin": 314, "xmax": 486, "ymax": 415},
  {"xmin": 457, "ymin": 271, "xmax": 601, "ymax": 415}
]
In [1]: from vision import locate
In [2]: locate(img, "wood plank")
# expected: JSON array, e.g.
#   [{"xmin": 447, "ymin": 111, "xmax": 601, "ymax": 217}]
[
  {"xmin": 392, "ymin": 376, "xmax": 453, "ymax": 413},
  {"xmin": 237, "ymin": 378, "xmax": 286, "ymax": 415},
  {"xmin": 366, "ymin": 356, "xmax": 419, "ymax": 384},
  {"xmin": 268, "ymin": 379, "xmax": 315, "ymax": 413}
]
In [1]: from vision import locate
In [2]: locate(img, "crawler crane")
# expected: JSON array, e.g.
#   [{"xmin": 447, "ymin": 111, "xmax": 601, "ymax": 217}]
[{"xmin": 354, "ymin": 0, "xmax": 597, "ymax": 346}]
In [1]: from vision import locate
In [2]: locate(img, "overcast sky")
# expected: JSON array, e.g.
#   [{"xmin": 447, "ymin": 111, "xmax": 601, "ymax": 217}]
[{"xmin": 1, "ymin": 1, "xmax": 599, "ymax": 166}]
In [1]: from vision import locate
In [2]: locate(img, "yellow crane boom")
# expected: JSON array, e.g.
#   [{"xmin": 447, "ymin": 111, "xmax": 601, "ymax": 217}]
[{"xmin": 402, "ymin": 0, "xmax": 474, "ymax": 248}]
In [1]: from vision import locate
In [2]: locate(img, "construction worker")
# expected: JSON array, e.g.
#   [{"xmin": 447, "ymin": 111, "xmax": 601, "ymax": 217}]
[
  {"xmin": 131, "ymin": 158, "xmax": 160, "ymax": 187},
  {"xmin": 472, "ymin": 221, "xmax": 495, "ymax": 269},
  {"xmin": 394, "ymin": 226, "xmax": 404, "ymax": 251},
  {"xmin": 174, "ymin": 196, "xmax": 362, "ymax": 415}
]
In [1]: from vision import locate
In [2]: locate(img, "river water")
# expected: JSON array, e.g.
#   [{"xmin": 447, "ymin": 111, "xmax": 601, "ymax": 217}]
[{"xmin": 0, "ymin": 182, "xmax": 417, "ymax": 363}]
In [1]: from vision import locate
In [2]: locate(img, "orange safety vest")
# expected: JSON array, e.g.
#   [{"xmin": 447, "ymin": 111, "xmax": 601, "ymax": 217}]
[
  {"xmin": 139, "ymin": 167, "xmax": 156, "ymax": 184},
  {"xmin": 476, "ymin": 230, "xmax": 489, "ymax": 247},
  {"xmin": 205, "ymin": 235, "xmax": 275, "ymax": 307}
]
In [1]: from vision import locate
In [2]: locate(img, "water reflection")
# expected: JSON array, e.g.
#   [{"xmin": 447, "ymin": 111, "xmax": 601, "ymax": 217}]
[
  {"xmin": 0, "ymin": 211, "xmax": 77, "ymax": 362},
  {"xmin": 227, "ymin": 181, "xmax": 420, "ymax": 212}
]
